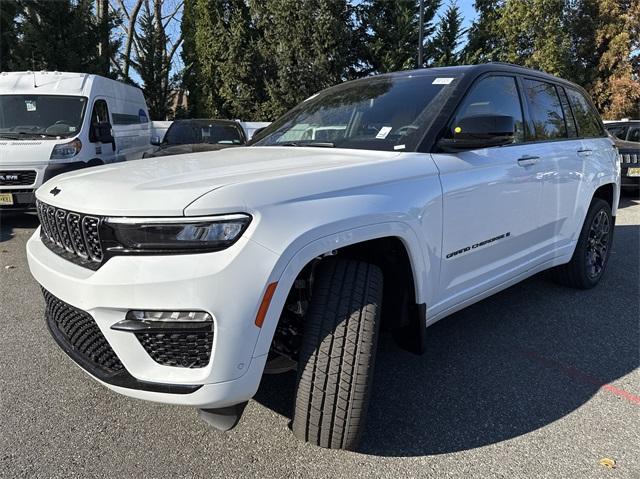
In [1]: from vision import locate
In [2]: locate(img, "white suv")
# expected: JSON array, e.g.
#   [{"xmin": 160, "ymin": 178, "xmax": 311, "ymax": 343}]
[{"xmin": 27, "ymin": 64, "xmax": 620, "ymax": 450}]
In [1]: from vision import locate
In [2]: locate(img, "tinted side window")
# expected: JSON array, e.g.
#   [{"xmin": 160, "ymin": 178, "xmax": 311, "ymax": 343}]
[
  {"xmin": 566, "ymin": 89, "xmax": 604, "ymax": 138},
  {"xmin": 558, "ymin": 88, "xmax": 578, "ymax": 138},
  {"xmin": 627, "ymin": 126, "xmax": 640, "ymax": 143},
  {"xmin": 522, "ymin": 79, "xmax": 567, "ymax": 141},
  {"xmin": 606, "ymin": 125, "xmax": 628, "ymax": 140},
  {"xmin": 453, "ymin": 75, "xmax": 525, "ymax": 142}
]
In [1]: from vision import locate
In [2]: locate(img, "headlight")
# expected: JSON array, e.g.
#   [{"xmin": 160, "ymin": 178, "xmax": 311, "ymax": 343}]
[
  {"xmin": 102, "ymin": 214, "xmax": 251, "ymax": 254},
  {"xmin": 50, "ymin": 139, "xmax": 82, "ymax": 160}
]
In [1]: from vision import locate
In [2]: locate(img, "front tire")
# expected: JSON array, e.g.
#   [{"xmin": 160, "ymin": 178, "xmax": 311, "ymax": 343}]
[
  {"xmin": 553, "ymin": 198, "xmax": 614, "ymax": 289},
  {"xmin": 292, "ymin": 259, "xmax": 383, "ymax": 450}
]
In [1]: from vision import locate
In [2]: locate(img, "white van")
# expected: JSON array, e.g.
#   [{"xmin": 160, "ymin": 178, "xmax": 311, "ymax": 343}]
[{"xmin": 0, "ymin": 71, "xmax": 151, "ymax": 210}]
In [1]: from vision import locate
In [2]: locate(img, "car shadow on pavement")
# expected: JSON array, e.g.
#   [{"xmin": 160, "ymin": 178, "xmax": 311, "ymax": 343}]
[
  {"xmin": 618, "ymin": 190, "xmax": 639, "ymax": 209},
  {"xmin": 254, "ymin": 224, "xmax": 639, "ymax": 456},
  {"xmin": 0, "ymin": 212, "xmax": 39, "ymax": 242}
]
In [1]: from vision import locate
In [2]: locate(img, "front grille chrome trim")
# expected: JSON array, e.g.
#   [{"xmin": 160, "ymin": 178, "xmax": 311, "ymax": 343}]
[{"xmin": 36, "ymin": 200, "xmax": 104, "ymax": 269}]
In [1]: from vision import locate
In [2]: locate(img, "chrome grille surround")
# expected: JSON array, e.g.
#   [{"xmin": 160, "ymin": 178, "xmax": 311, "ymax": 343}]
[{"xmin": 36, "ymin": 200, "xmax": 103, "ymax": 269}]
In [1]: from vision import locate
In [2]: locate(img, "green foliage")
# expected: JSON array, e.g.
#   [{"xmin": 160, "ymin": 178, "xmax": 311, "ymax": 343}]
[
  {"xmin": 0, "ymin": 0, "xmax": 22, "ymax": 71},
  {"xmin": 359, "ymin": 0, "xmax": 441, "ymax": 72},
  {"xmin": 463, "ymin": 0, "xmax": 505, "ymax": 63},
  {"xmin": 134, "ymin": 6, "xmax": 170, "ymax": 119},
  {"xmin": 251, "ymin": 0, "xmax": 355, "ymax": 118},
  {"xmin": 427, "ymin": 1, "xmax": 465, "ymax": 66},
  {"xmin": 14, "ymin": 0, "xmax": 103, "ymax": 73}
]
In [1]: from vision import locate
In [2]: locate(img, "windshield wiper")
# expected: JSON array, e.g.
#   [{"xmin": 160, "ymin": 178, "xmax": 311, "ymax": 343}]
[{"xmin": 279, "ymin": 141, "xmax": 335, "ymax": 148}]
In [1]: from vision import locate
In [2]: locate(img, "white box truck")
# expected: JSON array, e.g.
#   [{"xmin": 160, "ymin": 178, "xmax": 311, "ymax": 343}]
[{"xmin": 0, "ymin": 71, "xmax": 151, "ymax": 210}]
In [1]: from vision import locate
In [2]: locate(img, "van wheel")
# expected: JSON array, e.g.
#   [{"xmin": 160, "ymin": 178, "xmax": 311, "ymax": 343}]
[
  {"xmin": 552, "ymin": 198, "xmax": 614, "ymax": 289},
  {"xmin": 292, "ymin": 259, "xmax": 383, "ymax": 450}
]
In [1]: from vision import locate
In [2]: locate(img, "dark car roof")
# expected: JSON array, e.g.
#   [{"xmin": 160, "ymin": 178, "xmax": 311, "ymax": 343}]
[
  {"xmin": 351, "ymin": 62, "xmax": 584, "ymax": 91},
  {"xmin": 172, "ymin": 118, "xmax": 241, "ymax": 127},
  {"xmin": 605, "ymin": 120, "xmax": 640, "ymax": 126}
]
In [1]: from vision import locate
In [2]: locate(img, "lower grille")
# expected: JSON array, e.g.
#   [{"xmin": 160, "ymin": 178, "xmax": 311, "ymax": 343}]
[
  {"xmin": 43, "ymin": 289, "xmax": 123, "ymax": 374},
  {"xmin": 136, "ymin": 331, "xmax": 214, "ymax": 368},
  {"xmin": 0, "ymin": 170, "xmax": 37, "ymax": 186}
]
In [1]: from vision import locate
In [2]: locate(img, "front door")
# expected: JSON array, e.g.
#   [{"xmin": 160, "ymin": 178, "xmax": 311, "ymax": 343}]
[
  {"xmin": 89, "ymin": 99, "xmax": 115, "ymax": 163},
  {"xmin": 430, "ymin": 75, "xmax": 545, "ymax": 315}
]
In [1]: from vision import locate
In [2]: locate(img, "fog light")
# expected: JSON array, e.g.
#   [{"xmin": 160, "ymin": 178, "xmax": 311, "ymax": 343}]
[
  {"xmin": 111, "ymin": 310, "xmax": 213, "ymax": 332},
  {"xmin": 126, "ymin": 310, "xmax": 212, "ymax": 322}
]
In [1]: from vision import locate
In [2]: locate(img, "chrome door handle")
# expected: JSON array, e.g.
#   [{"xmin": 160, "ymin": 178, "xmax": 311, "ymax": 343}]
[
  {"xmin": 577, "ymin": 149, "xmax": 593, "ymax": 156},
  {"xmin": 517, "ymin": 155, "xmax": 540, "ymax": 166}
]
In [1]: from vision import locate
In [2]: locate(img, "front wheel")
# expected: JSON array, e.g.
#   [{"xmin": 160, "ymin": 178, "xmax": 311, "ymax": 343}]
[
  {"xmin": 553, "ymin": 198, "xmax": 614, "ymax": 289},
  {"xmin": 292, "ymin": 259, "xmax": 383, "ymax": 450}
]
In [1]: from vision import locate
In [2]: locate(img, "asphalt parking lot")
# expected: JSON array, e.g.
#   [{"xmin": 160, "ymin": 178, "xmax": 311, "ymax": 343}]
[{"xmin": 1, "ymin": 194, "xmax": 638, "ymax": 479}]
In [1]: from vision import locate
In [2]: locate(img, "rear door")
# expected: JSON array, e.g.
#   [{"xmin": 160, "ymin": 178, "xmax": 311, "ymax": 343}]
[
  {"xmin": 431, "ymin": 75, "xmax": 546, "ymax": 314},
  {"xmin": 519, "ymin": 78, "xmax": 582, "ymax": 254}
]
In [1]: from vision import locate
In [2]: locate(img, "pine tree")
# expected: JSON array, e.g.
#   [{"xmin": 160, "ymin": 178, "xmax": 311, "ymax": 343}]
[
  {"xmin": 15, "ymin": 0, "xmax": 102, "ymax": 73},
  {"xmin": 0, "ymin": 0, "xmax": 22, "ymax": 71},
  {"xmin": 134, "ymin": 5, "xmax": 171, "ymax": 119},
  {"xmin": 360, "ymin": 0, "xmax": 441, "ymax": 73},
  {"xmin": 463, "ymin": 0, "xmax": 505, "ymax": 63},
  {"xmin": 251, "ymin": 0, "xmax": 354, "ymax": 118},
  {"xmin": 427, "ymin": 1, "xmax": 465, "ymax": 66}
]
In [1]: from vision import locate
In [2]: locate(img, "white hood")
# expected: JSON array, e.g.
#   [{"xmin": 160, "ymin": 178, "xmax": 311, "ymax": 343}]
[
  {"xmin": 0, "ymin": 140, "xmax": 56, "ymax": 165},
  {"xmin": 36, "ymin": 146, "xmax": 401, "ymax": 217}
]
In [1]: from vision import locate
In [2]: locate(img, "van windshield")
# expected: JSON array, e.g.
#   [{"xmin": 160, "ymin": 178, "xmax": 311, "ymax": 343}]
[
  {"xmin": 253, "ymin": 74, "xmax": 458, "ymax": 152},
  {"xmin": 0, "ymin": 95, "xmax": 87, "ymax": 139}
]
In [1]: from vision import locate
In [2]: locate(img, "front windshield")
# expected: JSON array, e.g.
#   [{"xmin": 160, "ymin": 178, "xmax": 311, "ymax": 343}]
[
  {"xmin": 0, "ymin": 95, "xmax": 87, "ymax": 139},
  {"xmin": 164, "ymin": 121, "xmax": 245, "ymax": 145},
  {"xmin": 254, "ymin": 74, "xmax": 458, "ymax": 152}
]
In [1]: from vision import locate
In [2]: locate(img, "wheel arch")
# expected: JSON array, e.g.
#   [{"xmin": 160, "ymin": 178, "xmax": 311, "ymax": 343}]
[{"xmin": 251, "ymin": 222, "xmax": 429, "ymax": 357}]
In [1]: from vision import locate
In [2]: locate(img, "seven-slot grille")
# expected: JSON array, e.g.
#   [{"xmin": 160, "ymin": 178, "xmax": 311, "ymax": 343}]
[
  {"xmin": 0, "ymin": 170, "xmax": 36, "ymax": 186},
  {"xmin": 619, "ymin": 151, "xmax": 639, "ymax": 164},
  {"xmin": 36, "ymin": 200, "xmax": 103, "ymax": 268}
]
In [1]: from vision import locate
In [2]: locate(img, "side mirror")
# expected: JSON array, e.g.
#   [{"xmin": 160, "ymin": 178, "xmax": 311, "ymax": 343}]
[
  {"xmin": 438, "ymin": 115, "xmax": 515, "ymax": 152},
  {"xmin": 150, "ymin": 135, "xmax": 161, "ymax": 146}
]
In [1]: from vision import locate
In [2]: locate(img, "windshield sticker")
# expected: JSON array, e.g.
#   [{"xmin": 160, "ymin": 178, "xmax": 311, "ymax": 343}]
[
  {"xmin": 432, "ymin": 77, "xmax": 454, "ymax": 85},
  {"xmin": 376, "ymin": 126, "xmax": 393, "ymax": 139},
  {"xmin": 394, "ymin": 144, "xmax": 406, "ymax": 150},
  {"xmin": 69, "ymin": 126, "xmax": 77, "ymax": 132},
  {"xmin": 25, "ymin": 100, "xmax": 37, "ymax": 111}
]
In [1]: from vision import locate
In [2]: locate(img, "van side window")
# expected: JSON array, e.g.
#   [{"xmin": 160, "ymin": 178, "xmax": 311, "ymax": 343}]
[
  {"xmin": 558, "ymin": 87, "xmax": 578, "ymax": 138},
  {"xmin": 522, "ymin": 79, "xmax": 567, "ymax": 141},
  {"xmin": 91, "ymin": 100, "xmax": 110, "ymax": 124},
  {"xmin": 566, "ymin": 89, "xmax": 604, "ymax": 138},
  {"xmin": 452, "ymin": 75, "xmax": 525, "ymax": 142},
  {"xmin": 89, "ymin": 99, "xmax": 110, "ymax": 142}
]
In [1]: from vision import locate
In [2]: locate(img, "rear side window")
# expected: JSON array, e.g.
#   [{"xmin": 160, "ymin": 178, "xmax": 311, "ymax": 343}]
[
  {"xmin": 606, "ymin": 125, "xmax": 628, "ymax": 140},
  {"xmin": 522, "ymin": 79, "xmax": 567, "ymax": 141},
  {"xmin": 558, "ymin": 88, "xmax": 578, "ymax": 138},
  {"xmin": 627, "ymin": 126, "xmax": 640, "ymax": 143},
  {"xmin": 452, "ymin": 75, "xmax": 525, "ymax": 142},
  {"xmin": 566, "ymin": 89, "xmax": 604, "ymax": 138}
]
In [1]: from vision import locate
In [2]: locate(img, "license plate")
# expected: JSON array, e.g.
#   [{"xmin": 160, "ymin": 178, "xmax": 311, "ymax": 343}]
[
  {"xmin": 628, "ymin": 167, "xmax": 640, "ymax": 177},
  {"xmin": 0, "ymin": 193, "xmax": 13, "ymax": 205}
]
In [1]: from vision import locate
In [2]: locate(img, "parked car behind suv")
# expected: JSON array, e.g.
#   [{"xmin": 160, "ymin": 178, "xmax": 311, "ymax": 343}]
[
  {"xmin": 605, "ymin": 119, "xmax": 640, "ymax": 189},
  {"xmin": 144, "ymin": 118, "xmax": 247, "ymax": 158},
  {"xmin": 27, "ymin": 63, "xmax": 619, "ymax": 451}
]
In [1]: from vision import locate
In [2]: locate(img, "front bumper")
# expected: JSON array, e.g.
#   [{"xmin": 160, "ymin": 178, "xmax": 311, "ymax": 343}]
[{"xmin": 27, "ymin": 229, "xmax": 281, "ymax": 408}]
